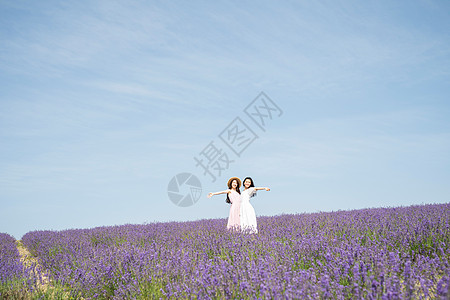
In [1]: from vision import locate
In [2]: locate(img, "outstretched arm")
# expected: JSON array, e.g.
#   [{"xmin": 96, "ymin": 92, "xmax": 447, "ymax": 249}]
[
  {"xmin": 207, "ymin": 190, "xmax": 231, "ymax": 198},
  {"xmin": 254, "ymin": 187, "xmax": 270, "ymax": 191}
]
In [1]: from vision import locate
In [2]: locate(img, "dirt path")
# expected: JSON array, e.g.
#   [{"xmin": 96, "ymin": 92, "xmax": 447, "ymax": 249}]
[
  {"xmin": 16, "ymin": 240, "xmax": 50, "ymax": 293},
  {"xmin": 16, "ymin": 241, "xmax": 74, "ymax": 299}
]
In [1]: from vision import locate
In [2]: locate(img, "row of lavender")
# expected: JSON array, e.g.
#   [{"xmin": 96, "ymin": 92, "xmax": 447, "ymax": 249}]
[
  {"xmin": 0, "ymin": 233, "xmax": 40, "ymax": 297},
  {"xmin": 22, "ymin": 203, "xmax": 450, "ymax": 299}
]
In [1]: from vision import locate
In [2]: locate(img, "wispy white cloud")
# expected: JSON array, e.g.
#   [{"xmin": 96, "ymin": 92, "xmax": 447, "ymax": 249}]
[
  {"xmin": 242, "ymin": 107, "xmax": 450, "ymax": 179},
  {"xmin": 1, "ymin": 0, "xmax": 449, "ymax": 238}
]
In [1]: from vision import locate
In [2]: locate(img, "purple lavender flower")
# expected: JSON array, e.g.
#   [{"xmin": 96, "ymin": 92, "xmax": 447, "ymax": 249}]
[{"xmin": 10, "ymin": 202, "xmax": 447, "ymax": 299}]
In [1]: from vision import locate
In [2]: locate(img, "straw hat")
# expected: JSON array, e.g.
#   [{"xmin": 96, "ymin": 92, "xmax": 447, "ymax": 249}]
[{"xmin": 227, "ymin": 177, "xmax": 241, "ymax": 188}]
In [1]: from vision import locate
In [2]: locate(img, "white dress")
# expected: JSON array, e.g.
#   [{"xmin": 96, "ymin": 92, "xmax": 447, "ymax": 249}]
[{"xmin": 240, "ymin": 187, "xmax": 258, "ymax": 233}]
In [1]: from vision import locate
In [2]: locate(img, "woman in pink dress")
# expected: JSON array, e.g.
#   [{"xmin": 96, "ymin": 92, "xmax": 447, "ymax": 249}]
[{"xmin": 208, "ymin": 177, "xmax": 241, "ymax": 230}]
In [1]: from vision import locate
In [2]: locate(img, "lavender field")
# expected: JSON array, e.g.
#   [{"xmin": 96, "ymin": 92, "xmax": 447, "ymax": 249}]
[
  {"xmin": 0, "ymin": 233, "xmax": 41, "ymax": 298},
  {"xmin": 1, "ymin": 203, "xmax": 449, "ymax": 299}
]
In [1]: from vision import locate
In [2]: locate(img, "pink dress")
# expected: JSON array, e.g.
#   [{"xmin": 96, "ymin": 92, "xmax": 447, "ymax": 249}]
[{"xmin": 227, "ymin": 190, "xmax": 241, "ymax": 230}]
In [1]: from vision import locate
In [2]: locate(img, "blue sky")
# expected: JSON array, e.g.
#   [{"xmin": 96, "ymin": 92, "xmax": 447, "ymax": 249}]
[{"xmin": 1, "ymin": 0, "xmax": 449, "ymax": 239}]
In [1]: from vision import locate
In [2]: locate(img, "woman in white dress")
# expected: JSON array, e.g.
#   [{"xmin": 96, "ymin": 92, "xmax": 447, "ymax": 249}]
[{"xmin": 240, "ymin": 177, "xmax": 270, "ymax": 233}]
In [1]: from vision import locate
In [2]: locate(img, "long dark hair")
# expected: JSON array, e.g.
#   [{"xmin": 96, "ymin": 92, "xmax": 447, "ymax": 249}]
[
  {"xmin": 226, "ymin": 179, "xmax": 241, "ymax": 204},
  {"xmin": 243, "ymin": 177, "xmax": 257, "ymax": 198}
]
